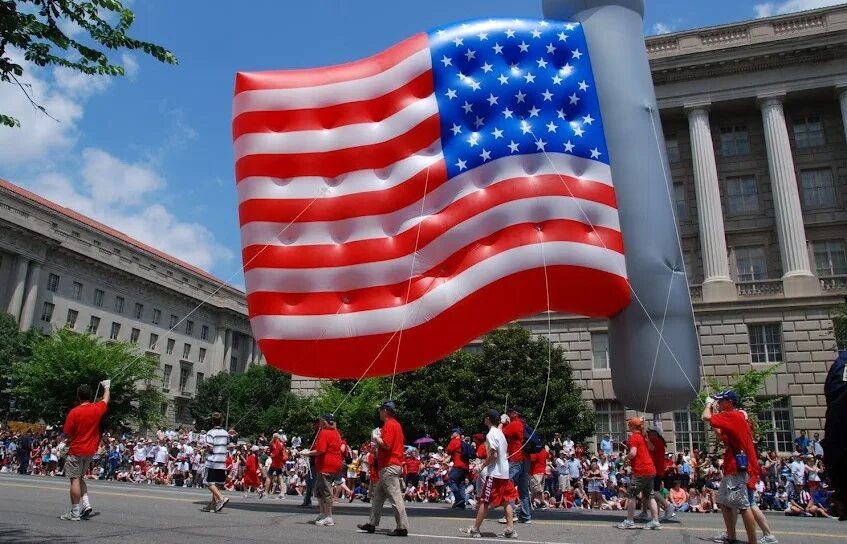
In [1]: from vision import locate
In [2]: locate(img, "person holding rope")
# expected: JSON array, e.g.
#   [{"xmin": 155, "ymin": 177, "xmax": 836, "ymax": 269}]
[
  {"xmin": 59, "ymin": 379, "xmax": 110, "ymax": 521},
  {"xmin": 301, "ymin": 413, "xmax": 343, "ymax": 526},
  {"xmin": 259, "ymin": 433, "xmax": 286, "ymax": 498},
  {"xmin": 617, "ymin": 416, "xmax": 661, "ymax": 530}
]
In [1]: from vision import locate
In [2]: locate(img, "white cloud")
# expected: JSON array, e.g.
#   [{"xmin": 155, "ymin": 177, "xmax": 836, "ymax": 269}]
[
  {"xmin": 121, "ymin": 53, "xmax": 140, "ymax": 80},
  {"xmin": 754, "ymin": 0, "xmax": 847, "ymax": 17},
  {"xmin": 652, "ymin": 22, "xmax": 674, "ymax": 35},
  {"xmin": 80, "ymin": 147, "xmax": 165, "ymax": 205}
]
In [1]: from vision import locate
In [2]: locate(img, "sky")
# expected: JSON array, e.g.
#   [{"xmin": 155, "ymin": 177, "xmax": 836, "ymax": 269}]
[{"xmin": 0, "ymin": 0, "xmax": 844, "ymax": 288}]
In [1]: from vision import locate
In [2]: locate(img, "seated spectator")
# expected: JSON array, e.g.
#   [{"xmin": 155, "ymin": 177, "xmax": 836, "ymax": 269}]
[{"xmin": 669, "ymin": 481, "xmax": 689, "ymax": 512}]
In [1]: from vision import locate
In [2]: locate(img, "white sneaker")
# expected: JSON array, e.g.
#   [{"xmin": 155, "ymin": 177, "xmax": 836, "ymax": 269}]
[
  {"xmin": 635, "ymin": 511, "xmax": 650, "ymax": 521},
  {"xmin": 316, "ymin": 516, "xmax": 335, "ymax": 526},
  {"xmin": 497, "ymin": 517, "xmax": 507, "ymax": 524},
  {"xmin": 710, "ymin": 533, "xmax": 729, "ymax": 543},
  {"xmin": 503, "ymin": 528, "xmax": 517, "ymax": 539},
  {"xmin": 59, "ymin": 511, "xmax": 81, "ymax": 521},
  {"xmin": 644, "ymin": 520, "xmax": 662, "ymax": 530},
  {"xmin": 617, "ymin": 520, "xmax": 637, "ymax": 530},
  {"xmin": 758, "ymin": 536, "xmax": 779, "ymax": 544},
  {"xmin": 459, "ymin": 527, "xmax": 481, "ymax": 538}
]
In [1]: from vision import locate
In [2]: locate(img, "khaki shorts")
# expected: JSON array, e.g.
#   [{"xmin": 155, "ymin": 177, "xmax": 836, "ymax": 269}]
[
  {"xmin": 530, "ymin": 474, "xmax": 544, "ymax": 495},
  {"xmin": 627, "ymin": 475, "xmax": 654, "ymax": 499},
  {"xmin": 64, "ymin": 455, "xmax": 93, "ymax": 479},
  {"xmin": 314, "ymin": 472, "xmax": 337, "ymax": 504}
]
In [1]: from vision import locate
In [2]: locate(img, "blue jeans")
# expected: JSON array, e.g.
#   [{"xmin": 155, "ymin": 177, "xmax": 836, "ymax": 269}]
[
  {"xmin": 448, "ymin": 467, "xmax": 468, "ymax": 505},
  {"xmin": 509, "ymin": 460, "xmax": 531, "ymax": 521}
]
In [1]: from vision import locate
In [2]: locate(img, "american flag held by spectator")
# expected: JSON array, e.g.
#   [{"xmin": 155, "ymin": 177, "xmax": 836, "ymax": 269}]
[{"xmin": 232, "ymin": 18, "xmax": 630, "ymax": 379}]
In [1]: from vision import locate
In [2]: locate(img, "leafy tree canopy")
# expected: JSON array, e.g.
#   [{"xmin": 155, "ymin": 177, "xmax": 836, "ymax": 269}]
[{"xmin": 0, "ymin": 312, "xmax": 40, "ymax": 419}]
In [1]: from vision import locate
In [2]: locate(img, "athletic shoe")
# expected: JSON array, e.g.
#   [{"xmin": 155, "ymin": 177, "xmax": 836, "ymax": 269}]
[
  {"xmin": 59, "ymin": 511, "xmax": 81, "ymax": 521},
  {"xmin": 201, "ymin": 503, "xmax": 214, "ymax": 512},
  {"xmin": 297, "ymin": 503, "xmax": 313, "ymax": 508},
  {"xmin": 710, "ymin": 533, "xmax": 728, "ymax": 543},
  {"xmin": 518, "ymin": 519, "xmax": 531, "ymax": 524},
  {"xmin": 617, "ymin": 520, "xmax": 637, "ymax": 530},
  {"xmin": 81, "ymin": 506, "xmax": 93, "ymax": 519},
  {"xmin": 214, "ymin": 497, "xmax": 230, "ymax": 512},
  {"xmin": 316, "ymin": 517, "xmax": 335, "ymax": 526},
  {"xmin": 357, "ymin": 523, "xmax": 376, "ymax": 534},
  {"xmin": 459, "ymin": 527, "xmax": 481, "ymax": 538},
  {"xmin": 635, "ymin": 511, "xmax": 650, "ymax": 521},
  {"xmin": 758, "ymin": 536, "xmax": 779, "ymax": 544},
  {"xmin": 644, "ymin": 520, "xmax": 662, "ymax": 530},
  {"xmin": 503, "ymin": 528, "xmax": 518, "ymax": 539},
  {"xmin": 497, "ymin": 517, "xmax": 507, "ymax": 524}
]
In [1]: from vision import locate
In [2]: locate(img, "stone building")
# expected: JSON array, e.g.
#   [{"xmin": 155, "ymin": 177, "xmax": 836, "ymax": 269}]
[{"xmin": 0, "ymin": 179, "xmax": 260, "ymax": 426}]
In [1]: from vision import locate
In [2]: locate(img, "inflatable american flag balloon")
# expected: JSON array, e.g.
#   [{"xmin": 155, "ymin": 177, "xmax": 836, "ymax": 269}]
[{"xmin": 232, "ymin": 18, "xmax": 630, "ymax": 379}]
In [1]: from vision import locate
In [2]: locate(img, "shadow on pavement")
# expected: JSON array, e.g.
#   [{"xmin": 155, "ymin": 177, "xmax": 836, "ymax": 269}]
[{"xmin": 0, "ymin": 523, "xmax": 80, "ymax": 544}]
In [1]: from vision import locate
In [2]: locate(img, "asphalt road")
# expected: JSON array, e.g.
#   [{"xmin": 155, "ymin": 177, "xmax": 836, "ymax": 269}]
[{"xmin": 0, "ymin": 474, "xmax": 845, "ymax": 544}]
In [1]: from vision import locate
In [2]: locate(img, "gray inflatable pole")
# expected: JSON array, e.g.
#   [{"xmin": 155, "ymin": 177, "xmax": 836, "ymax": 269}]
[{"xmin": 543, "ymin": 0, "xmax": 701, "ymax": 412}]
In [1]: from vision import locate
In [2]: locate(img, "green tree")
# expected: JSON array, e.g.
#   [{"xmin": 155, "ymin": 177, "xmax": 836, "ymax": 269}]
[
  {"xmin": 11, "ymin": 328, "xmax": 164, "ymax": 429},
  {"xmin": 313, "ymin": 378, "xmax": 390, "ymax": 446},
  {"xmin": 1, "ymin": 0, "xmax": 177, "ymax": 128},
  {"xmin": 0, "ymin": 312, "xmax": 40, "ymax": 418},
  {"xmin": 833, "ymin": 298, "xmax": 847, "ymax": 351}
]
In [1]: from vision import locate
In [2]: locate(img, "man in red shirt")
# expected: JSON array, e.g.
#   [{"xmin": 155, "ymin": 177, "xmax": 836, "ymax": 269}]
[
  {"xmin": 640, "ymin": 427, "xmax": 676, "ymax": 521},
  {"xmin": 261, "ymin": 433, "xmax": 287, "ymax": 498},
  {"xmin": 529, "ymin": 447, "xmax": 549, "ymax": 509},
  {"xmin": 403, "ymin": 450, "xmax": 421, "ymax": 488},
  {"xmin": 446, "ymin": 428, "xmax": 469, "ymax": 509},
  {"xmin": 302, "ymin": 414, "xmax": 343, "ymax": 526},
  {"xmin": 358, "ymin": 401, "xmax": 408, "ymax": 537},
  {"xmin": 503, "ymin": 407, "xmax": 531, "ymax": 523},
  {"xmin": 60, "ymin": 380, "xmax": 110, "ymax": 521},
  {"xmin": 617, "ymin": 417, "xmax": 660, "ymax": 530}
]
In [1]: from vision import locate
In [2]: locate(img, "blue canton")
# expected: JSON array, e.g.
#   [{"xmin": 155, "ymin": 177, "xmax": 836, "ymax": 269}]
[{"xmin": 428, "ymin": 19, "xmax": 609, "ymax": 179}]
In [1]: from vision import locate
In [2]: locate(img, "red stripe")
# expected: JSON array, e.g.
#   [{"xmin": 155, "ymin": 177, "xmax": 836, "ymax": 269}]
[
  {"xmin": 234, "ymin": 114, "xmax": 440, "ymax": 181},
  {"xmin": 246, "ymin": 220, "xmax": 625, "ymax": 316},
  {"xmin": 232, "ymin": 71, "xmax": 434, "ymax": 139},
  {"xmin": 256, "ymin": 266, "xmax": 631, "ymax": 379},
  {"xmin": 241, "ymin": 175, "xmax": 618, "ymax": 269},
  {"xmin": 234, "ymin": 33, "xmax": 429, "ymax": 94}
]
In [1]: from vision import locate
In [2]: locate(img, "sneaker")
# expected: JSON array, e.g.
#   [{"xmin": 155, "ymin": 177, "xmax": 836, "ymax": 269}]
[
  {"xmin": 59, "ymin": 511, "xmax": 81, "ymax": 521},
  {"xmin": 201, "ymin": 503, "xmax": 214, "ymax": 512},
  {"xmin": 503, "ymin": 528, "xmax": 518, "ymax": 539},
  {"xmin": 81, "ymin": 506, "xmax": 93, "ymax": 519},
  {"xmin": 497, "ymin": 517, "xmax": 508, "ymax": 524},
  {"xmin": 388, "ymin": 529, "xmax": 408, "ymax": 537},
  {"xmin": 310, "ymin": 514, "xmax": 327, "ymax": 524},
  {"xmin": 518, "ymin": 519, "xmax": 531, "ymax": 524},
  {"xmin": 758, "ymin": 536, "xmax": 779, "ymax": 544},
  {"xmin": 644, "ymin": 520, "xmax": 662, "ymax": 530},
  {"xmin": 710, "ymin": 533, "xmax": 728, "ymax": 543},
  {"xmin": 316, "ymin": 517, "xmax": 335, "ymax": 526},
  {"xmin": 214, "ymin": 497, "xmax": 230, "ymax": 512},
  {"xmin": 635, "ymin": 511, "xmax": 650, "ymax": 521},
  {"xmin": 459, "ymin": 527, "xmax": 481, "ymax": 538},
  {"xmin": 617, "ymin": 520, "xmax": 637, "ymax": 530}
]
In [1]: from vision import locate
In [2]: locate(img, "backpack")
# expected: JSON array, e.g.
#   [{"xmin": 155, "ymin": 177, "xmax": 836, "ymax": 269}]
[
  {"xmin": 460, "ymin": 440, "xmax": 476, "ymax": 462},
  {"xmin": 522, "ymin": 422, "xmax": 543, "ymax": 454}
]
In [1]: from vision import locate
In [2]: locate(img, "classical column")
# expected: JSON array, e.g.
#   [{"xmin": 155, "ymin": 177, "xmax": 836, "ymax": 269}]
[
  {"xmin": 837, "ymin": 86, "xmax": 847, "ymax": 144},
  {"xmin": 249, "ymin": 338, "xmax": 257, "ymax": 365},
  {"xmin": 686, "ymin": 105, "xmax": 735, "ymax": 302},
  {"xmin": 758, "ymin": 94, "xmax": 820, "ymax": 297},
  {"xmin": 222, "ymin": 329, "xmax": 233, "ymax": 373},
  {"xmin": 6, "ymin": 257, "xmax": 29, "ymax": 321},
  {"xmin": 18, "ymin": 262, "xmax": 42, "ymax": 331}
]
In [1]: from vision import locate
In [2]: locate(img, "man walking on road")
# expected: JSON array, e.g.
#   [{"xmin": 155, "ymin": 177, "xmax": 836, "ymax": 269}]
[
  {"xmin": 446, "ymin": 428, "xmax": 469, "ymax": 509},
  {"xmin": 503, "ymin": 407, "xmax": 531, "ymax": 524},
  {"xmin": 202, "ymin": 412, "xmax": 230, "ymax": 513},
  {"xmin": 60, "ymin": 380, "xmax": 110, "ymax": 521}
]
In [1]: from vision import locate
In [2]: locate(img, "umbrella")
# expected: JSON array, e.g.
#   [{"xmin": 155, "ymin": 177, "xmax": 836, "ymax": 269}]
[{"xmin": 414, "ymin": 436, "xmax": 435, "ymax": 445}]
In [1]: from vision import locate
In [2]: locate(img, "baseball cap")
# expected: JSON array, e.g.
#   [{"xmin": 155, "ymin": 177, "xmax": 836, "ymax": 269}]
[
  {"xmin": 485, "ymin": 409, "xmax": 500, "ymax": 423},
  {"xmin": 713, "ymin": 390, "xmax": 739, "ymax": 404},
  {"xmin": 508, "ymin": 406, "xmax": 524, "ymax": 415},
  {"xmin": 321, "ymin": 413, "xmax": 335, "ymax": 423},
  {"xmin": 379, "ymin": 400, "xmax": 397, "ymax": 412},
  {"xmin": 451, "ymin": 428, "xmax": 461, "ymax": 435}
]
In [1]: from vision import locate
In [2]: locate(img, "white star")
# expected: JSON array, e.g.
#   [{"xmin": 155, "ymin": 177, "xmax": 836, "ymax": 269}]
[
  {"xmin": 523, "ymin": 72, "xmax": 536, "ymax": 83},
  {"xmin": 520, "ymin": 121, "xmax": 532, "ymax": 135},
  {"xmin": 540, "ymin": 20, "xmax": 550, "ymax": 27},
  {"xmin": 478, "ymin": 32, "xmax": 488, "ymax": 41},
  {"xmin": 502, "ymin": 107, "xmax": 514, "ymax": 119},
  {"xmin": 467, "ymin": 134, "xmax": 479, "ymax": 147},
  {"xmin": 546, "ymin": 121, "xmax": 558, "ymax": 133},
  {"xmin": 509, "ymin": 62, "xmax": 521, "ymax": 72},
  {"xmin": 480, "ymin": 148, "xmax": 492, "ymax": 161},
  {"xmin": 535, "ymin": 138, "xmax": 547, "ymax": 151},
  {"xmin": 528, "ymin": 105, "xmax": 541, "ymax": 117},
  {"xmin": 486, "ymin": 93, "xmax": 499, "ymax": 106},
  {"xmin": 552, "ymin": 74, "xmax": 563, "ymax": 85},
  {"xmin": 541, "ymin": 89, "xmax": 554, "ymax": 101},
  {"xmin": 514, "ymin": 90, "xmax": 527, "ymax": 103},
  {"xmin": 590, "ymin": 147, "xmax": 602, "ymax": 159},
  {"xmin": 445, "ymin": 88, "xmax": 457, "ymax": 100},
  {"xmin": 505, "ymin": 29, "xmax": 516, "ymax": 38},
  {"xmin": 546, "ymin": 43, "xmax": 557, "ymax": 54},
  {"xmin": 492, "ymin": 42, "xmax": 504, "ymax": 54},
  {"xmin": 564, "ymin": 140, "xmax": 575, "ymax": 153},
  {"xmin": 569, "ymin": 93, "xmax": 581, "ymax": 105},
  {"xmin": 465, "ymin": 49, "xmax": 477, "ymax": 61},
  {"xmin": 573, "ymin": 125, "xmax": 585, "ymax": 137},
  {"xmin": 572, "ymin": 49, "xmax": 583, "ymax": 60},
  {"xmin": 456, "ymin": 158, "xmax": 468, "ymax": 171},
  {"xmin": 556, "ymin": 108, "xmax": 566, "ymax": 120},
  {"xmin": 473, "ymin": 116, "xmax": 485, "ymax": 129},
  {"xmin": 582, "ymin": 114, "xmax": 595, "ymax": 125},
  {"xmin": 497, "ymin": 74, "xmax": 509, "ymax": 85},
  {"xmin": 469, "ymin": 79, "xmax": 481, "ymax": 91},
  {"xmin": 565, "ymin": 23, "xmax": 577, "ymax": 31},
  {"xmin": 458, "ymin": 71, "xmax": 469, "ymax": 81},
  {"xmin": 440, "ymin": 55, "xmax": 452, "ymax": 67},
  {"xmin": 557, "ymin": 31, "xmax": 568, "ymax": 41},
  {"xmin": 491, "ymin": 127, "xmax": 504, "ymax": 139},
  {"xmin": 518, "ymin": 40, "xmax": 530, "ymax": 52},
  {"xmin": 508, "ymin": 140, "xmax": 520, "ymax": 153},
  {"xmin": 536, "ymin": 58, "xmax": 548, "ymax": 69},
  {"xmin": 578, "ymin": 80, "xmax": 590, "ymax": 92},
  {"xmin": 436, "ymin": 29, "xmax": 446, "ymax": 36},
  {"xmin": 453, "ymin": 37, "xmax": 464, "ymax": 46},
  {"xmin": 462, "ymin": 101, "xmax": 474, "ymax": 114},
  {"xmin": 531, "ymin": 29, "xmax": 542, "ymax": 38},
  {"xmin": 450, "ymin": 123, "xmax": 462, "ymax": 136},
  {"xmin": 560, "ymin": 63, "xmax": 574, "ymax": 76},
  {"xmin": 481, "ymin": 62, "xmax": 494, "ymax": 73}
]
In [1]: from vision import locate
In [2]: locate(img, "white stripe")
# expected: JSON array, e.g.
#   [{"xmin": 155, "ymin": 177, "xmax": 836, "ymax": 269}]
[
  {"xmin": 249, "ymin": 242, "xmax": 627, "ymax": 339},
  {"xmin": 237, "ymin": 150, "xmax": 607, "ymax": 202},
  {"xmin": 233, "ymin": 48, "xmax": 432, "ymax": 117},
  {"xmin": 244, "ymin": 198, "xmax": 620, "ymax": 293},
  {"xmin": 239, "ymin": 153, "xmax": 615, "ymax": 247},
  {"xmin": 237, "ymin": 145, "xmax": 443, "ymax": 202},
  {"xmin": 234, "ymin": 95, "xmax": 437, "ymax": 159}
]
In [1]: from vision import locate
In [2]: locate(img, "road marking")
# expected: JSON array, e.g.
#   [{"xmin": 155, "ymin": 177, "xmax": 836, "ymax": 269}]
[
  {"xmin": 0, "ymin": 481, "xmax": 197, "ymax": 503},
  {"xmin": 409, "ymin": 532, "xmax": 578, "ymax": 544}
]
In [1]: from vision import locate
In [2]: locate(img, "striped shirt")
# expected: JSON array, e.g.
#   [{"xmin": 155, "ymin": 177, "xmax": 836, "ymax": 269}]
[{"xmin": 204, "ymin": 427, "xmax": 229, "ymax": 470}]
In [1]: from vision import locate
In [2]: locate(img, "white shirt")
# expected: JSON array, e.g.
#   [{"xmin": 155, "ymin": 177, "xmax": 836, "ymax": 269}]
[
  {"xmin": 133, "ymin": 445, "xmax": 146, "ymax": 462},
  {"xmin": 789, "ymin": 460, "xmax": 806, "ymax": 485},
  {"xmin": 154, "ymin": 446, "xmax": 168, "ymax": 464},
  {"xmin": 205, "ymin": 428, "xmax": 229, "ymax": 470},
  {"xmin": 486, "ymin": 426, "xmax": 509, "ymax": 479},
  {"xmin": 563, "ymin": 439, "xmax": 575, "ymax": 456}
]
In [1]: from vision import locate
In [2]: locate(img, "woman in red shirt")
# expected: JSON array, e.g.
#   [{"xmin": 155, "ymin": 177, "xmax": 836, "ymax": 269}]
[
  {"xmin": 617, "ymin": 417, "xmax": 660, "ymax": 530},
  {"xmin": 242, "ymin": 445, "xmax": 262, "ymax": 495},
  {"xmin": 303, "ymin": 413, "xmax": 343, "ymax": 527}
]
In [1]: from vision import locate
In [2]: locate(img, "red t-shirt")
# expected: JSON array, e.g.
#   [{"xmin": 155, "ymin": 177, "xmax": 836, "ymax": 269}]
[
  {"xmin": 378, "ymin": 417, "xmax": 405, "ymax": 468},
  {"xmin": 368, "ymin": 451, "xmax": 379, "ymax": 482},
  {"xmin": 63, "ymin": 401, "xmax": 107, "ymax": 456},
  {"xmin": 627, "ymin": 432, "xmax": 656, "ymax": 477},
  {"xmin": 447, "ymin": 436, "xmax": 469, "ymax": 470},
  {"xmin": 711, "ymin": 410, "xmax": 760, "ymax": 488},
  {"xmin": 648, "ymin": 434, "xmax": 665, "ymax": 476},
  {"xmin": 269, "ymin": 439, "xmax": 286, "ymax": 469},
  {"xmin": 314, "ymin": 428, "xmax": 343, "ymax": 475},
  {"xmin": 529, "ymin": 449, "xmax": 549, "ymax": 475},
  {"xmin": 476, "ymin": 443, "xmax": 487, "ymax": 460},
  {"xmin": 404, "ymin": 457, "xmax": 421, "ymax": 474},
  {"xmin": 503, "ymin": 418, "xmax": 525, "ymax": 462}
]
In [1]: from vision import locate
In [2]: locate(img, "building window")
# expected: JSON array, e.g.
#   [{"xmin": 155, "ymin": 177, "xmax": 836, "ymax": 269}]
[
  {"xmin": 230, "ymin": 357, "xmax": 239, "ymax": 373},
  {"xmin": 134, "ymin": 303, "xmax": 144, "ymax": 320},
  {"xmin": 799, "ymin": 168, "xmax": 837, "ymax": 209},
  {"xmin": 41, "ymin": 302, "xmax": 54, "ymax": 322},
  {"xmin": 66, "ymin": 309, "xmax": 78, "ymax": 329},
  {"xmin": 673, "ymin": 410, "xmax": 707, "ymax": 452},
  {"xmin": 186, "ymin": 320, "xmax": 194, "ymax": 336},
  {"xmin": 196, "ymin": 372, "xmax": 205, "ymax": 390},
  {"xmin": 152, "ymin": 308, "xmax": 161, "ymax": 325},
  {"xmin": 594, "ymin": 400, "xmax": 626, "ymax": 447},
  {"xmin": 201, "ymin": 325, "xmax": 209, "ymax": 341},
  {"xmin": 71, "ymin": 281, "xmax": 83, "ymax": 300},
  {"xmin": 749, "ymin": 323, "xmax": 783, "ymax": 364},
  {"xmin": 114, "ymin": 296, "xmax": 125, "ymax": 314},
  {"xmin": 93, "ymin": 289, "xmax": 104, "ymax": 307},
  {"xmin": 673, "ymin": 182, "xmax": 686, "ymax": 220},
  {"xmin": 160, "ymin": 403, "xmax": 169, "ymax": 417},
  {"xmin": 199, "ymin": 347, "xmax": 207, "ymax": 364},
  {"xmin": 591, "ymin": 332, "xmax": 610, "ymax": 369},
  {"xmin": 149, "ymin": 333, "xmax": 159, "ymax": 350},
  {"xmin": 726, "ymin": 175, "xmax": 759, "ymax": 214},
  {"xmin": 130, "ymin": 328, "xmax": 140, "ymax": 344},
  {"xmin": 179, "ymin": 367, "xmax": 190, "ymax": 391},
  {"xmin": 812, "ymin": 240, "xmax": 847, "ymax": 277},
  {"xmin": 46, "ymin": 273, "xmax": 60, "ymax": 292},
  {"xmin": 182, "ymin": 343, "xmax": 191, "ymax": 359},
  {"xmin": 162, "ymin": 364, "xmax": 172, "ymax": 390},
  {"xmin": 166, "ymin": 338, "xmax": 175, "ymax": 355},
  {"xmin": 758, "ymin": 398, "xmax": 794, "ymax": 453},
  {"xmin": 720, "ymin": 125, "xmax": 750, "ymax": 156},
  {"xmin": 109, "ymin": 322, "xmax": 121, "ymax": 340},
  {"xmin": 232, "ymin": 335, "xmax": 240, "ymax": 350},
  {"xmin": 169, "ymin": 314, "xmax": 178, "ymax": 328},
  {"xmin": 176, "ymin": 403, "xmax": 189, "ymax": 421},
  {"xmin": 665, "ymin": 136, "xmax": 680, "ymax": 162},
  {"xmin": 793, "ymin": 114, "xmax": 824, "ymax": 149},
  {"xmin": 88, "ymin": 316, "xmax": 100, "ymax": 334},
  {"xmin": 735, "ymin": 246, "xmax": 768, "ymax": 282}
]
